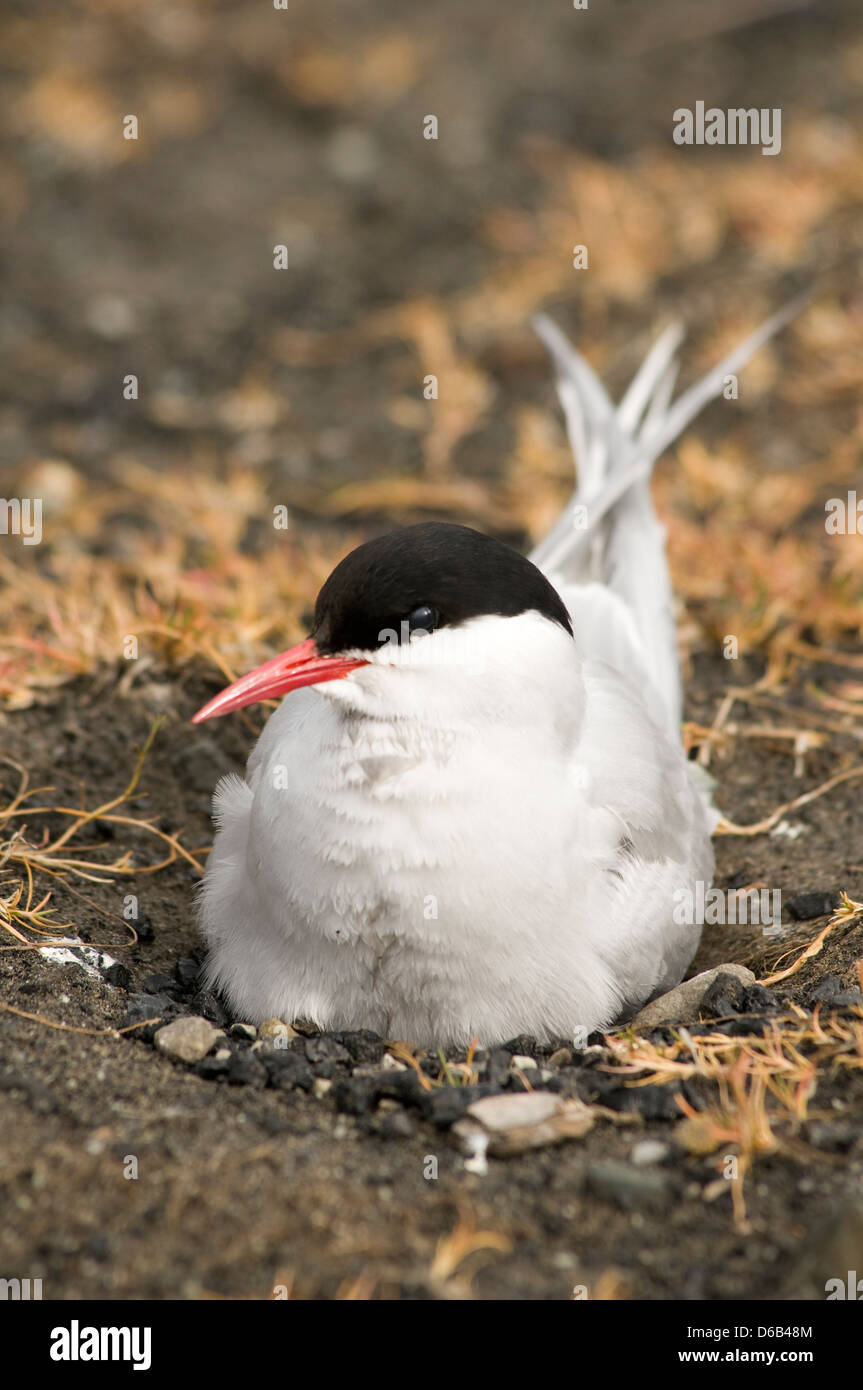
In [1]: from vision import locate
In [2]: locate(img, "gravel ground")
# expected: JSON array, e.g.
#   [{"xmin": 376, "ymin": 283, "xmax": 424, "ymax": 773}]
[{"xmin": 2, "ymin": 659, "xmax": 862, "ymax": 1300}]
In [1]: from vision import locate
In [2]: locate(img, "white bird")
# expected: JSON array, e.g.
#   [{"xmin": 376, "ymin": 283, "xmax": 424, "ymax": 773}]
[{"xmin": 193, "ymin": 303, "xmax": 798, "ymax": 1048}]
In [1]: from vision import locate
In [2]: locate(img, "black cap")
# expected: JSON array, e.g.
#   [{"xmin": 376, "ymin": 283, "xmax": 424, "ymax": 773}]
[{"xmin": 313, "ymin": 522, "xmax": 572, "ymax": 654}]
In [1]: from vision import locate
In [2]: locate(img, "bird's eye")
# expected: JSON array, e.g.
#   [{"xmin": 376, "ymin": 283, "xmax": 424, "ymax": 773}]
[{"xmin": 406, "ymin": 605, "xmax": 439, "ymax": 635}]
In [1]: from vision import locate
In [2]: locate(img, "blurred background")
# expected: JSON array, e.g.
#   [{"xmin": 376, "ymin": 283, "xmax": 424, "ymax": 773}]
[{"xmin": 1, "ymin": 0, "xmax": 862, "ymax": 700}]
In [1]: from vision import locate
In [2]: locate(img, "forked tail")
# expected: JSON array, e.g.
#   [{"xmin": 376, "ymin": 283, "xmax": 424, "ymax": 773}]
[{"xmin": 531, "ymin": 299, "xmax": 803, "ymax": 736}]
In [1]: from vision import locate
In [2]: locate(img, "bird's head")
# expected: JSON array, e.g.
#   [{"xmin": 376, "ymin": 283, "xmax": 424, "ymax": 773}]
[{"xmin": 191, "ymin": 522, "xmax": 573, "ymax": 724}]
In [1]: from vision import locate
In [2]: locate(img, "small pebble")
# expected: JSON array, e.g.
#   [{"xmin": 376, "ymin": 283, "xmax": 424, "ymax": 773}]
[
  {"xmin": 141, "ymin": 973, "xmax": 177, "ymax": 996},
  {"xmin": 501, "ymin": 1034, "xmax": 540, "ymax": 1055},
  {"xmin": 131, "ymin": 914, "xmax": 154, "ymax": 943},
  {"xmin": 102, "ymin": 963, "xmax": 132, "ymax": 990},
  {"xmin": 510, "ymin": 1054, "xmax": 539, "ymax": 1071},
  {"xmin": 154, "ymin": 1016, "xmax": 219, "ymax": 1065},
  {"xmin": 226, "ymin": 1049, "xmax": 267, "ymax": 1087},
  {"xmin": 427, "ymin": 1085, "xmax": 492, "ymax": 1129},
  {"xmin": 258, "ymin": 1017, "xmax": 299, "ymax": 1043},
  {"xmin": 336, "ymin": 1030, "xmax": 386, "ymax": 1064},
  {"xmin": 700, "ymin": 971, "xmax": 749, "ymax": 1018},
  {"xmin": 741, "ymin": 983, "xmax": 782, "ymax": 1013},
  {"xmin": 787, "ymin": 891, "xmax": 836, "ymax": 921},
  {"xmin": 631, "ymin": 1140, "xmax": 670, "ymax": 1167},
  {"xmin": 586, "ymin": 1160, "xmax": 671, "ymax": 1209},
  {"xmin": 290, "ymin": 1017, "xmax": 320, "ymax": 1037},
  {"xmin": 334, "ymin": 1077, "xmax": 375, "ymax": 1116},
  {"xmin": 380, "ymin": 1053, "xmax": 407, "ymax": 1072},
  {"xmin": 195, "ymin": 1055, "xmax": 229, "ymax": 1081},
  {"xmin": 258, "ymin": 1050, "xmax": 314, "ymax": 1093},
  {"xmin": 122, "ymin": 992, "xmax": 179, "ymax": 1043},
  {"xmin": 548, "ymin": 1047, "xmax": 573, "ymax": 1068},
  {"xmin": 486, "ymin": 1049, "xmax": 512, "ymax": 1086},
  {"xmin": 453, "ymin": 1091, "xmax": 594, "ymax": 1157},
  {"xmin": 378, "ymin": 1110, "xmax": 415, "ymax": 1140},
  {"xmin": 806, "ymin": 975, "xmax": 862, "ymax": 1008},
  {"xmin": 630, "ymin": 964, "xmax": 756, "ymax": 1031},
  {"xmin": 174, "ymin": 957, "xmax": 201, "ymax": 991},
  {"xmin": 578, "ymin": 1070, "xmax": 685, "ymax": 1121},
  {"xmin": 305, "ymin": 1035, "xmax": 351, "ymax": 1067},
  {"xmin": 188, "ymin": 990, "xmax": 229, "ymax": 1027}
]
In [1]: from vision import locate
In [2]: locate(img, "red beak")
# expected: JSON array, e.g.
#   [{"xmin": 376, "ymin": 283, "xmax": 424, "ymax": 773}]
[{"xmin": 191, "ymin": 638, "xmax": 369, "ymax": 723}]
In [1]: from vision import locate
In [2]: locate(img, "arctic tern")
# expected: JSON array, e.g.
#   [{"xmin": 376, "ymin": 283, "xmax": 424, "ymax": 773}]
[{"xmin": 193, "ymin": 304, "xmax": 797, "ymax": 1047}]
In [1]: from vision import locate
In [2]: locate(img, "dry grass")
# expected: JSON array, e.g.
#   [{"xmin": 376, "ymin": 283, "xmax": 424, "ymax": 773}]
[
  {"xmin": 605, "ymin": 1001, "xmax": 863, "ymax": 1225},
  {"xmin": 760, "ymin": 893, "xmax": 863, "ymax": 984},
  {"xmin": 0, "ymin": 462, "xmax": 331, "ymax": 711},
  {"xmin": 1, "ymin": 106, "xmax": 862, "ymax": 713},
  {"xmin": 0, "ymin": 723, "xmax": 204, "ymax": 956},
  {"xmin": 428, "ymin": 1207, "xmax": 512, "ymax": 1297}
]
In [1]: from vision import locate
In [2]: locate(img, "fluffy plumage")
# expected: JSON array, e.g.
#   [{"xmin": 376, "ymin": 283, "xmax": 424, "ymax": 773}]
[{"xmin": 198, "ymin": 307, "xmax": 796, "ymax": 1045}]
